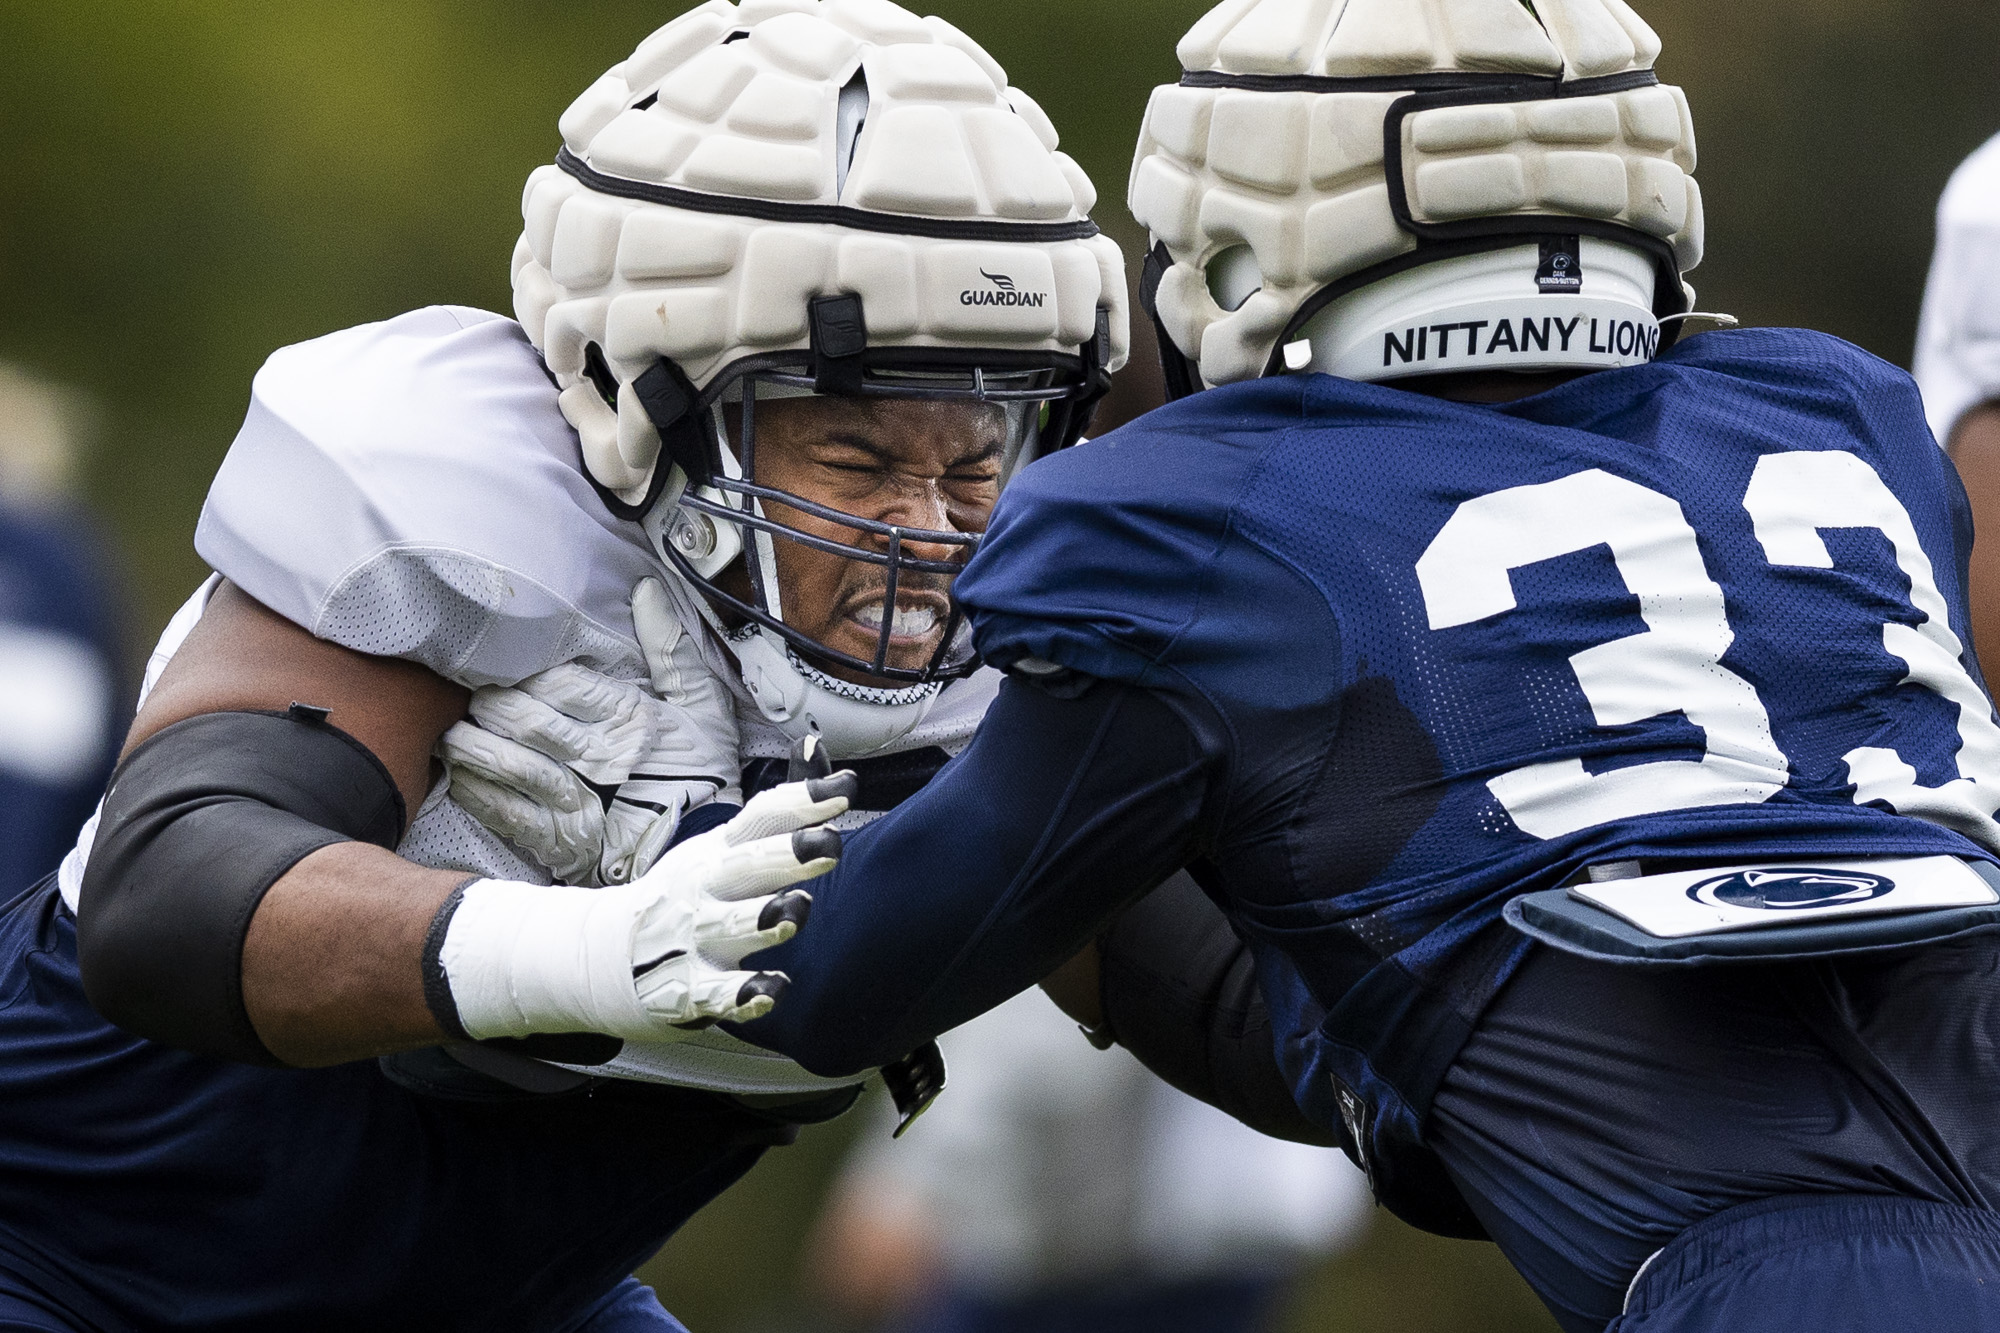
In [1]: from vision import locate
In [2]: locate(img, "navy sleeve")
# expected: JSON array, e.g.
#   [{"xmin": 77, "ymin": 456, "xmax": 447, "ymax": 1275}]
[
  {"xmin": 736, "ymin": 674, "xmax": 1229, "ymax": 1077},
  {"xmin": 952, "ymin": 379, "xmax": 1305, "ymax": 684},
  {"xmin": 1098, "ymin": 872, "xmax": 1339, "ymax": 1147}
]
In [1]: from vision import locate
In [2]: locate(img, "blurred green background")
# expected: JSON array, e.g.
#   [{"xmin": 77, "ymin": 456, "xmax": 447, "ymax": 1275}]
[{"xmin": 4, "ymin": 1, "xmax": 1998, "ymax": 1328}]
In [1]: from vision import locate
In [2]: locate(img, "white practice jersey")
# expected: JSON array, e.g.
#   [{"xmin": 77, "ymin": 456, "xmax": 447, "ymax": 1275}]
[
  {"xmin": 61, "ymin": 306, "xmax": 998, "ymax": 1096},
  {"xmin": 1916, "ymin": 130, "xmax": 2000, "ymax": 447}
]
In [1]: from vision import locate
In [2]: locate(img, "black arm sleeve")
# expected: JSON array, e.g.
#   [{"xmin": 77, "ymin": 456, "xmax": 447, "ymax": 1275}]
[
  {"xmin": 743, "ymin": 675, "xmax": 1225, "ymax": 1076},
  {"xmin": 1098, "ymin": 872, "xmax": 1340, "ymax": 1148},
  {"xmin": 78, "ymin": 707, "xmax": 407, "ymax": 1065}
]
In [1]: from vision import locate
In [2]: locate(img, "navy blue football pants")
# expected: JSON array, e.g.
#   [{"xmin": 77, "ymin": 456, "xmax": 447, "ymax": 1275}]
[
  {"xmin": 1609, "ymin": 1193, "xmax": 2000, "ymax": 1331},
  {"xmin": 0, "ymin": 1274, "xmax": 685, "ymax": 1333},
  {"xmin": 0, "ymin": 877, "xmax": 771, "ymax": 1331},
  {"xmin": 1430, "ymin": 939, "xmax": 2000, "ymax": 1331}
]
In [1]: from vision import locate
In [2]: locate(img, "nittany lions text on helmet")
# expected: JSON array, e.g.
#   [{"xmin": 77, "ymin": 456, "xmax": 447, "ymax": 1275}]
[
  {"xmin": 513, "ymin": 0, "xmax": 1129, "ymax": 756},
  {"xmin": 1128, "ymin": 0, "xmax": 1701, "ymax": 392}
]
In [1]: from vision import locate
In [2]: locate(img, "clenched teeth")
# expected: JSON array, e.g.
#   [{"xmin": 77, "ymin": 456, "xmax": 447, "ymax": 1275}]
[{"xmin": 853, "ymin": 603, "xmax": 940, "ymax": 638}]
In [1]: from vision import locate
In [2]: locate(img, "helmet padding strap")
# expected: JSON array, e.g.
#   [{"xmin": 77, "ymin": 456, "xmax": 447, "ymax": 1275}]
[
  {"xmin": 810, "ymin": 295, "xmax": 869, "ymax": 397},
  {"xmin": 633, "ymin": 358, "xmax": 712, "ymax": 490},
  {"xmin": 1140, "ymin": 244, "xmax": 1202, "ymax": 402}
]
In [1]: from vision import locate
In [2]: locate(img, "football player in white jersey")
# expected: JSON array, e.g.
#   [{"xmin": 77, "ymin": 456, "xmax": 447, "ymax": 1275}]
[
  {"xmin": 0, "ymin": 6, "xmax": 1127, "ymax": 1331},
  {"xmin": 1916, "ymin": 130, "xmax": 2000, "ymax": 666}
]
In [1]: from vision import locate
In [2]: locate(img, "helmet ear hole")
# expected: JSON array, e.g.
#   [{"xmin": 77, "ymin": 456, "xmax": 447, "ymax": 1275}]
[
  {"xmin": 1206, "ymin": 245, "xmax": 1263, "ymax": 313},
  {"xmin": 835, "ymin": 71, "xmax": 870, "ymax": 200},
  {"xmin": 582, "ymin": 342, "xmax": 620, "ymax": 408}
]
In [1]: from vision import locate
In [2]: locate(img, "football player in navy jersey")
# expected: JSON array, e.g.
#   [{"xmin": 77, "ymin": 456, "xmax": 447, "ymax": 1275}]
[
  {"xmin": 716, "ymin": 2, "xmax": 2000, "ymax": 1329},
  {"xmin": 0, "ymin": 7, "xmax": 1128, "ymax": 1331}
]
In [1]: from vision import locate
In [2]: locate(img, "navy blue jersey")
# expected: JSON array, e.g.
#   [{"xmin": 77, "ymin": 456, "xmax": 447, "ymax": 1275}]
[
  {"xmin": 964, "ymin": 327, "xmax": 1999, "ymax": 1146},
  {"xmin": 747, "ymin": 328, "xmax": 2000, "ymax": 1198}
]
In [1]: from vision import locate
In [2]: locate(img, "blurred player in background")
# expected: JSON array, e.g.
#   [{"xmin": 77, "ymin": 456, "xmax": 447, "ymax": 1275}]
[
  {"xmin": 0, "ymin": 366, "xmax": 124, "ymax": 895},
  {"xmin": 1916, "ymin": 130, "xmax": 2000, "ymax": 664},
  {"xmin": 805, "ymin": 987, "xmax": 1370, "ymax": 1333}
]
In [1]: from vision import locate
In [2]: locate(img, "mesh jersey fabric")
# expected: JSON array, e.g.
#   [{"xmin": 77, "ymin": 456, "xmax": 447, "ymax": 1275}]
[
  {"xmin": 193, "ymin": 305, "xmax": 657, "ymax": 690},
  {"xmin": 756, "ymin": 326, "xmax": 2000, "ymax": 1203}
]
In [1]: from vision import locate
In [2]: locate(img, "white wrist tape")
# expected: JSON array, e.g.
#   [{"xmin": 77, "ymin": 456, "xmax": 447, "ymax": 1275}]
[
  {"xmin": 428, "ymin": 776, "xmax": 850, "ymax": 1043},
  {"xmin": 438, "ymin": 879, "xmax": 650, "ymax": 1040}
]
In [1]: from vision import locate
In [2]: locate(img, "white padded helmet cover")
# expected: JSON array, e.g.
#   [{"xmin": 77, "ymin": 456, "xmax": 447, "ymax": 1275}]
[
  {"xmin": 517, "ymin": 0, "xmax": 1129, "ymax": 502},
  {"xmin": 1130, "ymin": 0, "xmax": 1701, "ymax": 388}
]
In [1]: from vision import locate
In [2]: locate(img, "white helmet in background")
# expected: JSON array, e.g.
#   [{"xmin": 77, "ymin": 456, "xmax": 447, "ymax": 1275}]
[
  {"xmin": 515, "ymin": 0, "xmax": 1129, "ymax": 755},
  {"xmin": 1130, "ymin": 0, "xmax": 1702, "ymax": 394}
]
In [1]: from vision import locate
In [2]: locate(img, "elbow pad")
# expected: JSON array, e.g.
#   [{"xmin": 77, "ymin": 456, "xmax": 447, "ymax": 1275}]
[
  {"xmin": 78, "ymin": 707, "xmax": 406, "ymax": 1064},
  {"xmin": 1099, "ymin": 872, "xmax": 1340, "ymax": 1149}
]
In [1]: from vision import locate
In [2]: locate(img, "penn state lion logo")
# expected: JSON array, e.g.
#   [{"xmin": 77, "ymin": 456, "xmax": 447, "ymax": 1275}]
[{"xmin": 1687, "ymin": 868, "xmax": 1896, "ymax": 911}]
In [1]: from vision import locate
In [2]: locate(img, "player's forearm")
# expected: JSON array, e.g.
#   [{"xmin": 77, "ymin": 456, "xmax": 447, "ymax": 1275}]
[
  {"xmin": 76, "ymin": 702, "xmax": 451, "ymax": 1066},
  {"xmin": 739, "ymin": 676, "xmax": 1222, "ymax": 1076},
  {"xmin": 240, "ymin": 843, "xmax": 465, "ymax": 1066},
  {"xmin": 74, "ymin": 580, "xmax": 478, "ymax": 1066},
  {"xmin": 1949, "ymin": 402, "xmax": 2000, "ymax": 671}
]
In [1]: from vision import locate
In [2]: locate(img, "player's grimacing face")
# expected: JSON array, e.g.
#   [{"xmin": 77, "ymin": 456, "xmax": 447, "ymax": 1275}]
[{"xmin": 719, "ymin": 396, "xmax": 1008, "ymax": 685}]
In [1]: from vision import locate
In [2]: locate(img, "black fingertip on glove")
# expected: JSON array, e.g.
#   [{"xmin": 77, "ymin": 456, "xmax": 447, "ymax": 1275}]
[
  {"xmin": 736, "ymin": 972, "xmax": 789, "ymax": 1009},
  {"xmin": 759, "ymin": 889, "xmax": 813, "ymax": 934},
  {"xmin": 791, "ymin": 827, "xmax": 842, "ymax": 863},
  {"xmin": 806, "ymin": 770, "xmax": 860, "ymax": 805}
]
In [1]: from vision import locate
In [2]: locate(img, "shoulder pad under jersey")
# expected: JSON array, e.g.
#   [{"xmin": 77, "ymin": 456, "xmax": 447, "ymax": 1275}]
[{"xmin": 195, "ymin": 306, "xmax": 656, "ymax": 688}]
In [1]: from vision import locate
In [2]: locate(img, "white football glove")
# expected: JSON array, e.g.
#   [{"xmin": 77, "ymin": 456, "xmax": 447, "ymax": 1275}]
[
  {"xmin": 439, "ymin": 578, "xmax": 741, "ymax": 886},
  {"xmin": 437, "ymin": 774, "xmax": 856, "ymax": 1042}
]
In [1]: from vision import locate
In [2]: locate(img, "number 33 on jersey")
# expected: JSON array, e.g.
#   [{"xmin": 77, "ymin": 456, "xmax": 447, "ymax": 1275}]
[{"xmin": 1417, "ymin": 450, "xmax": 2000, "ymax": 846}]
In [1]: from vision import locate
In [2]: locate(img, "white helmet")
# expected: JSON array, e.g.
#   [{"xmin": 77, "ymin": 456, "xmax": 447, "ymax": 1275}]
[
  {"xmin": 515, "ymin": 0, "xmax": 1128, "ymax": 754},
  {"xmin": 1129, "ymin": 0, "xmax": 1701, "ymax": 394}
]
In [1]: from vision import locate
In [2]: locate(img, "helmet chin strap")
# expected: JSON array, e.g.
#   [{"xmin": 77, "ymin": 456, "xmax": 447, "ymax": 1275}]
[
  {"xmin": 730, "ymin": 626, "xmax": 943, "ymax": 759},
  {"xmin": 747, "ymin": 513, "xmax": 785, "ymax": 625}
]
